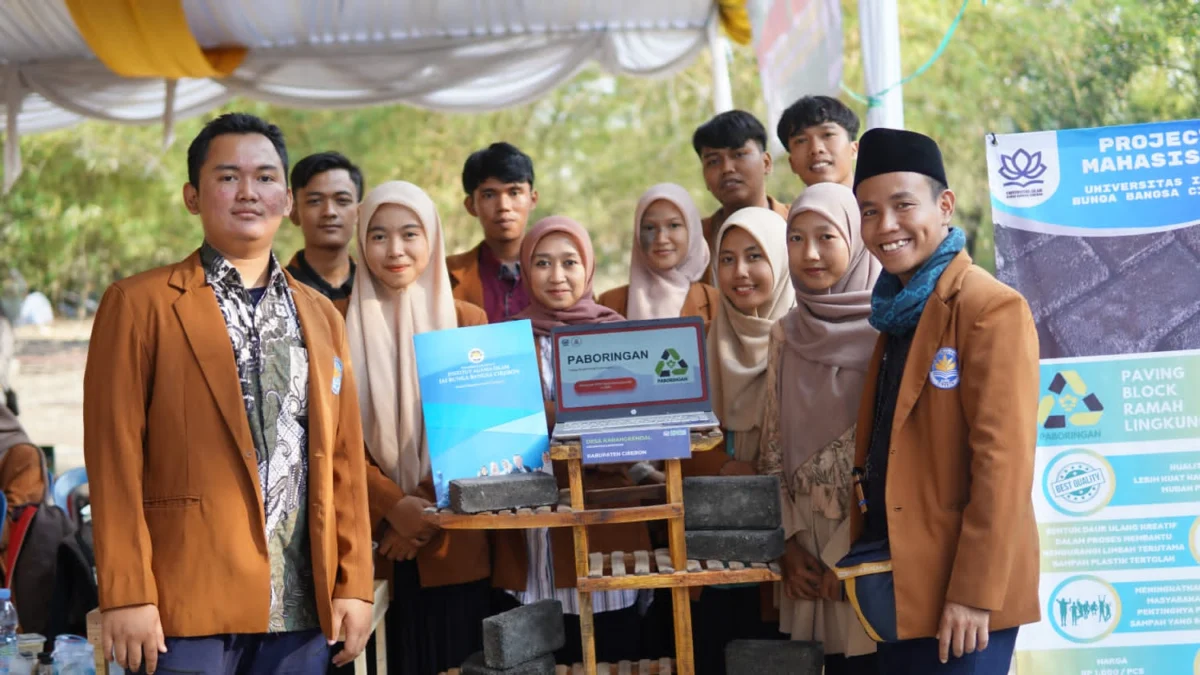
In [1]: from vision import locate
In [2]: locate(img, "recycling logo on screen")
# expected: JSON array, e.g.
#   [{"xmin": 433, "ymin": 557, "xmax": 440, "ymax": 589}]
[
  {"xmin": 1039, "ymin": 370, "xmax": 1105, "ymax": 429},
  {"xmin": 655, "ymin": 348, "xmax": 689, "ymax": 380}
]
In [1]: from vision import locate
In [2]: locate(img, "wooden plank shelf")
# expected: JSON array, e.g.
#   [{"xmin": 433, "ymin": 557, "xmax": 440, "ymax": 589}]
[
  {"xmin": 577, "ymin": 548, "xmax": 781, "ymax": 591},
  {"xmin": 423, "ymin": 502, "xmax": 683, "ymax": 529},
  {"xmin": 434, "ymin": 430, "xmax": 726, "ymax": 675},
  {"xmin": 441, "ymin": 658, "xmax": 675, "ymax": 675}
]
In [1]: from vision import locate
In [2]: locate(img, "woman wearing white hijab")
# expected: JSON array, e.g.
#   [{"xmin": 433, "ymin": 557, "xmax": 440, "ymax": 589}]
[
  {"xmin": 690, "ymin": 206, "xmax": 797, "ymax": 675},
  {"xmin": 346, "ymin": 181, "xmax": 490, "ymax": 675},
  {"xmin": 598, "ymin": 183, "xmax": 719, "ymax": 324},
  {"xmin": 758, "ymin": 183, "xmax": 880, "ymax": 674}
]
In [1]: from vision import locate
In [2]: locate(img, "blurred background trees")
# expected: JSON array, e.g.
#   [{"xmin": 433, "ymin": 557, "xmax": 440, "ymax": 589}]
[{"xmin": 2, "ymin": 0, "xmax": 1197, "ymax": 305}]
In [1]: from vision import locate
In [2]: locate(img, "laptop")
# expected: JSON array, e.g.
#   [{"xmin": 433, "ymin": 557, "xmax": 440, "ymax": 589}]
[{"xmin": 549, "ymin": 316, "xmax": 719, "ymax": 440}]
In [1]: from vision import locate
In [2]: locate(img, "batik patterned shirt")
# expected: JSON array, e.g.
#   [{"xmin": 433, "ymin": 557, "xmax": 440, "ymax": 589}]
[{"xmin": 201, "ymin": 242, "xmax": 318, "ymax": 632}]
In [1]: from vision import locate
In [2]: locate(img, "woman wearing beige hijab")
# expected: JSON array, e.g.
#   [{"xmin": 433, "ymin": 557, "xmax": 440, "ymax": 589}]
[
  {"xmin": 691, "ymin": 206, "xmax": 797, "ymax": 675},
  {"xmin": 758, "ymin": 183, "xmax": 880, "ymax": 674},
  {"xmin": 346, "ymin": 181, "xmax": 489, "ymax": 675},
  {"xmin": 598, "ymin": 183, "xmax": 719, "ymax": 324}
]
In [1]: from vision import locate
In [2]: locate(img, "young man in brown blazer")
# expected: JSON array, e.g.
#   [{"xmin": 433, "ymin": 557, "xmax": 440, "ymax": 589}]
[
  {"xmin": 849, "ymin": 128, "xmax": 1040, "ymax": 674},
  {"xmin": 446, "ymin": 142, "xmax": 538, "ymax": 323},
  {"xmin": 692, "ymin": 110, "xmax": 791, "ymax": 283},
  {"xmin": 84, "ymin": 113, "xmax": 374, "ymax": 674},
  {"xmin": 286, "ymin": 151, "xmax": 364, "ymax": 317}
]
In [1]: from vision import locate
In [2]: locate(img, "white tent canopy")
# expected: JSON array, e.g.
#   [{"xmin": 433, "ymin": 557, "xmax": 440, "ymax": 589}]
[{"xmin": 0, "ymin": 0, "xmax": 730, "ymax": 188}]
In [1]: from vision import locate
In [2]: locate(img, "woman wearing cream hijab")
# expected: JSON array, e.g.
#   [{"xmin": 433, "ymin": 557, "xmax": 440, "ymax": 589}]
[
  {"xmin": 346, "ymin": 181, "xmax": 489, "ymax": 675},
  {"xmin": 758, "ymin": 183, "xmax": 880, "ymax": 674},
  {"xmin": 691, "ymin": 206, "xmax": 796, "ymax": 675},
  {"xmin": 707, "ymin": 206, "xmax": 797, "ymax": 470},
  {"xmin": 598, "ymin": 183, "xmax": 719, "ymax": 324}
]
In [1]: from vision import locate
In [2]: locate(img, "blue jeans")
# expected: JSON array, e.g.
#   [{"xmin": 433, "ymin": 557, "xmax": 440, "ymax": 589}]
[
  {"xmin": 876, "ymin": 626, "xmax": 1018, "ymax": 675},
  {"xmin": 132, "ymin": 629, "xmax": 329, "ymax": 675}
]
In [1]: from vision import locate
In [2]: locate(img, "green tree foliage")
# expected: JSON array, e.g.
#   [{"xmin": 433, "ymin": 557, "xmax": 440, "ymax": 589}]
[{"xmin": 1, "ymin": 0, "xmax": 1197, "ymax": 306}]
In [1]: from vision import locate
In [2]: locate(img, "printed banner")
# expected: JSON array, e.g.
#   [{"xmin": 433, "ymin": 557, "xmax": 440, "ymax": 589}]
[
  {"xmin": 987, "ymin": 120, "xmax": 1200, "ymax": 360},
  {"xmin": 749, "ymin": 0, "xmax": 843, "ymax": 152},
  {"xmin": 990, "ymin": 121, "xmax": 1200, "ymax": 673},
  {"xmin": 581, "ymin": 427, "xmax": 692, "ymax": 465},
  {"xmin": 414, "ymin": 320, "xmax": 550, "ymax": 508}
]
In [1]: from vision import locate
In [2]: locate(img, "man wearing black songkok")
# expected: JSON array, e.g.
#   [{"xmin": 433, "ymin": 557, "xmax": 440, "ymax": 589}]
[{"xmin": 845, "ymin": 128, "xmax": 1041, "ymax": 673}]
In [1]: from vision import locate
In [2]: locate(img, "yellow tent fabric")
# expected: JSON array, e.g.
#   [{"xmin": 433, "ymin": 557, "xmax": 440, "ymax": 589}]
[
  {"xmin": 717, "ymin": 0, "xmax": 752, "ymax": 45},
  {"xmin": 64, "ymin": 0, "xmax": 245, "ymax": 79}
]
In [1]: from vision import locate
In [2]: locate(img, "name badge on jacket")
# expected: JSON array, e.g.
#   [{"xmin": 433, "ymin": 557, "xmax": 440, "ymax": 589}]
[
  {"xmin": 930, "ymin": 347, "xmax": 959, "ymax": 389},
  {"xmin": 333, "ymin": 356, "xmax": 343, "ymax": 395}
]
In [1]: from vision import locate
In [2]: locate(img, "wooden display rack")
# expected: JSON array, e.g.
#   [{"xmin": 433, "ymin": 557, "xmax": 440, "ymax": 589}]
[{"xmin": 427, "ymin": 429, "xmax": 781, "ymax": 675}]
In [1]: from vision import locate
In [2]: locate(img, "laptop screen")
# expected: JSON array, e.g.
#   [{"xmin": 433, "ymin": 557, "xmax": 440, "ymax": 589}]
[{"xmin": 554, "ymin": 321, "xmax": 707, "ymax": 413}]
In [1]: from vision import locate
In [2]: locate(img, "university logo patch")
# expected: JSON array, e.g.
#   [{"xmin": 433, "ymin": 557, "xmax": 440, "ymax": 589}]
[
  {"xmin": 929, "ymin": 347, "xmax": 959, "ymax": 389},
  {"xmin": 332, "ymin": 356, "xmax": 343, "ymax": 395}
]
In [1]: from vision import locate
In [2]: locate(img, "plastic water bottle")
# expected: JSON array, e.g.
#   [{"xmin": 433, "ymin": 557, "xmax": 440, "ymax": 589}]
[{"xmin": 0, "ymin": 588, "xmax": 18, "ymax": 674}]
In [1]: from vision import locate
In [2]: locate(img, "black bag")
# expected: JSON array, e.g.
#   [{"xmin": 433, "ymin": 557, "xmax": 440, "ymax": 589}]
[
  {"xmin": 5, "ymin": 451, "xmax": 98, "ymax": 637},
  {"xmin": 6, "ymin": 501, "xmax": 76, "ymax": 634}
]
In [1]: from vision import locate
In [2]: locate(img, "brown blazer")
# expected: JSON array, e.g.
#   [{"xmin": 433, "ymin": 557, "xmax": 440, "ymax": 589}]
[
  {"xmin": 365, "ymin": 299, "xmax": 491, "ymax": 589},
  {"xmin": 849, "ymin": 251, "xmax": 1041, "ymax": 639},
  {"xmin": 700, "ymin": 196, "xmax": 791, "ymax": 283},
  {"xmin": 596, "ymin": 282, "xmax": 720, "ymax": 328},
  {"xmin": 491, "ymin": 344, "xmax": 652, "ymax": 593},
  {"xmin": 83, "ymin": 251, "xmax": 374, "ymax": 639},
  {"xmin": 447, "ymin": 243, "xmax": 486, "ymax": 309}
]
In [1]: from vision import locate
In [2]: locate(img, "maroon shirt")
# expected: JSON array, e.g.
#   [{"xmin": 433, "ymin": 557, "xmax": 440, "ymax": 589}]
[{"xmin": 477, "ymin": 243, "xmax": 531, "ymax": 323}]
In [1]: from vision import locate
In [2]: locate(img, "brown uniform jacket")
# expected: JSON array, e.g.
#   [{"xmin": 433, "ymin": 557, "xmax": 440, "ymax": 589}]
[
  {"xmin": 83, "ymin": 251, "xmax": 374, "ymax": 639},
  {"xmin": 446, "ymin": 243, "xmax": 486, "ymax": 309},
  {"xmin": 700, "ymin": 196, "xmax": 791, "ymax": 284},
  {"xmin": 596, "ymin": 282, "xmax": 720, "ymax": 328},
  {"xmin": 849, "ymin": 251, "xmax": 1041, "ymax": 639},
  {"xmin": 365, "ymin": 299, "xmax": 491, "ymax": 589}
]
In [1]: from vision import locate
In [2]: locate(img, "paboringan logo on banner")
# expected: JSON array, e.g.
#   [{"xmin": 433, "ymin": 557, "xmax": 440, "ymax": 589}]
[
  {"xmin": 1043, "ymin": 448, "xmax": 1116, "ymax": 517},
  {"xmin": 988, "ymin": 130, "xmax": 1061, "ymax": 209},
  {"xmin": 1039, "ymin": 370, "xmax": 1106, "ymax": 431},
  {"xmin": 1048, "ymin": 575, "xmax": 1122, "ymax": 644}
]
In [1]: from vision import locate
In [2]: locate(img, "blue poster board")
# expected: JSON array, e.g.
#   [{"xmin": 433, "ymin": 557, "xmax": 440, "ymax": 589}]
[
  {"xmin": 413, "ymin": 320, "xmax": 550, "ymax": 508},
  {"xmin": 988, "ymin": 121, "xmax": 1200, "ymax": 672}
]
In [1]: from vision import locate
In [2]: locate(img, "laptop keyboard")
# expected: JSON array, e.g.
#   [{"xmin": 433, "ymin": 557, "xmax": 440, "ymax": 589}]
[{"xmin": 557, "ymin": 412, "xmax": 714, "ymax": 434}]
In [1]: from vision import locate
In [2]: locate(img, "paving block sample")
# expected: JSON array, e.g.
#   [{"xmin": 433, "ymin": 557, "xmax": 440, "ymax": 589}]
[
  {"xmin": 725, "ymin": 640, "xmax": 824, "ymax": 675},
  {"xmin": 461, "ymin": 651, "xmax": 556, "ymax": 675},
  {"xmin": 685, "ymin": 527, "xmax": 785, "ymax": 563},
  {"xmin": 483, "ymin": 599, "xmax": 566, "ymax": 669},
  {"xmin": 450, "ymin": 473, "xmax": 559, "ymax": 514},
  {"xmin": 683, "ymin": 476, "xmax": 781, "ymax": 530}
]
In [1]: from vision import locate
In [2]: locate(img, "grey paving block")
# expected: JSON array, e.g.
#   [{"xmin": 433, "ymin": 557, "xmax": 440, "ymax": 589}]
[
  {"xmin": 683, "ymin": 476, "xmax": 781, "ymax": 530},
  {"xmin": 993, "ymin": 224, "xmax": 1055, "ymax": 261},
  {"xmin": 1001, "ymin": 235, "xmax": 1109, "ymax": 321},
  {"xmin": 685, "ymin": 527, "xmax": 785, "ymax": 563},
  {"xmin": 461, "ymin": 652, "xmax": 556, "ymax": 675},
  {"xmin": 1049, "ymin": 244, "xmax": 1200, "ymax": 357},
  {"xmin": 1158, "ymin": 309, "xmax": 1200, "ymax": 352},
  {"xmin": 483, "ymin": 599, "xmax": 565, "ymax": 669},
  {"xmin": 724, "ymin": 639, "xmax": 824, "ymax": 675},
  {"xmin": 1176, "ymin": 223, "xmax": 1200, "ymax": 257},
  {"xmin": 1087, "ymin": 232, "xmax": 1174, "ymax": 271},
  {"xmin": 1036, "ymin": 319, "xmax": 1065, "ymax": 360},
  {"xmin": 450, "ymin": 473, "xmax": 559, "ymax": 514}
]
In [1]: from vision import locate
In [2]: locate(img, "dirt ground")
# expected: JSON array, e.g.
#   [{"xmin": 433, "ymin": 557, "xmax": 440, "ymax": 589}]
[{"xmin": 11, "ymin": 319, "xmax": 91, "ymax": 473}]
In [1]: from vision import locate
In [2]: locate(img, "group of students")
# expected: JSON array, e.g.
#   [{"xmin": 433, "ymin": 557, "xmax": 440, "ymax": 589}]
[{"xmin": 82, "ymin": 95, "xmax": 1041, "ymax": 675}]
